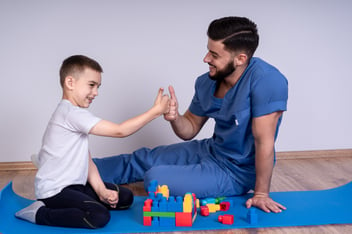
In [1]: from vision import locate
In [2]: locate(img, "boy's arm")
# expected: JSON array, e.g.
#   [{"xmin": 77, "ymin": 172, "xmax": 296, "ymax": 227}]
[
  {"xmin": 90, "ymin": 88, "xmax": 169, "ymax": 138},
  {"xmin": 88, "ymin": 153, "xmax": 118, "ymax": 208},
  {"xmin": 246, "ymin": 111, "xmax": 286, "ymax": 213}
]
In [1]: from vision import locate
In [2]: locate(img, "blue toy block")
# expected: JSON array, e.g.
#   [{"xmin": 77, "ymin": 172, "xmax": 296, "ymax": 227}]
[
  {"xmin": 159, "ymin": 217, "xmax": 175, "ymax": 227},
  {"xmin": 247, "ymin": 207, "xmax": 258, "ymax": 224},
  {"xmin": 174, "ymin": 196, "xmax": 183, "ymax": 212},
  {"xmin": 148, "ymin": 191, "xmax": 156, "ymax": 199},
  {"xmin": 200, "ymin": 197, "xmax": 216, "ymax": 206},
  {"xmin": 159, "ymin": 197, "xmax": 168, "ymax": 212},
  {"xmin": 152, "ymin": 200, "xmax": 159, "ymax": 212},
  {"xmin": 167, "ymin": 196, "xmax": 177, "ymax": 211},
  {"xmin": 148, "ymin": 180, "xmax": 158, "ymax": 193},
  {"xmin": 156, "ymin": 193, "xmax": 163, "ymax": 201},
  {"xmin": 151, "ymin": 217, "xmax": 159, "ymax": 226}
]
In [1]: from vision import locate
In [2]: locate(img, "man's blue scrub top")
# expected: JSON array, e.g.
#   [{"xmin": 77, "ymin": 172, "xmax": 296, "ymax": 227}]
[{"xmin": 189, "ymin": 57, "xmax": 288, "ymax": 180}]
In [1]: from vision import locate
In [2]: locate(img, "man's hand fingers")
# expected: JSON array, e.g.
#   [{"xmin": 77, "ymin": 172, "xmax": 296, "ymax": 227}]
[{"xmin": 168, "ymin": 85, "xmax": 176, "ymax": 101}]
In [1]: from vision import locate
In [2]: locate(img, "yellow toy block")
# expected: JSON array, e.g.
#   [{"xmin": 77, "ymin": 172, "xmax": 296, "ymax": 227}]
[
  {"xmin": 183, "ymin": 194, "xmax": 193, "ymax": 212},
  {"xmin": 206, "ymin": 203, "xmax": 220, "ymax": 213}
]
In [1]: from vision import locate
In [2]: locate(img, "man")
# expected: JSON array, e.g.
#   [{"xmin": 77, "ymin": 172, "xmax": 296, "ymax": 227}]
[{"xmin": 94, "ymin": 16, "xmax": 288, "ymax": 213}]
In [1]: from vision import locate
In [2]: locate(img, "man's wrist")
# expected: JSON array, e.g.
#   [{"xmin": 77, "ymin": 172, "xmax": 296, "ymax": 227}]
[{"xmin": 253, "ymin": 191, "xmax": 269, "ymax": 198}]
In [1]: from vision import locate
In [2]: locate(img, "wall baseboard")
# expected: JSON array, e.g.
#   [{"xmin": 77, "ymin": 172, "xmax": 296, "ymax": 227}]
[
  {"xmin": 276, "ymin": 148, "xmax": 352, "ymax": 160},
  {"xmin": 0, "ymin": 161, "xmax": 37, "ymax": 171},
  {"xmin": 0, "ymin": 149, "xmax": 351, "ymax": 171}
]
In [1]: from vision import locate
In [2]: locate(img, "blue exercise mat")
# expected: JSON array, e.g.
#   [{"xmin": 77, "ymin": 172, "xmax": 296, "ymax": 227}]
[{"xmin": 1, "ymin": 181, "xmax": 352, "ymax": 233}]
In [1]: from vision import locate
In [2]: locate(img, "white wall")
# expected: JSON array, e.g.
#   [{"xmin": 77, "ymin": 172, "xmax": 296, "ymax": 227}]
[{"xmin": 1, "ymin": 0, "xmax": 351, "ymax": 162}]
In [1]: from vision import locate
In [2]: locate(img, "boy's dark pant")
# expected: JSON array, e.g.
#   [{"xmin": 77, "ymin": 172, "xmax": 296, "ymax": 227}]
[{"xmin": 36, "ymin": 182, "xmax": 133, "ymax": 229}]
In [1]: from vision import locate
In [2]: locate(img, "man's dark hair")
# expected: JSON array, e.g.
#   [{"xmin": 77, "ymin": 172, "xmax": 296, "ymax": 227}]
[
  {"xmin": 207, "ymin": 16, "xmax": 259, "ymax": 58},
  {"xmin": 59, "ymin": 55, "xmax": 103, "ymax": 87}
]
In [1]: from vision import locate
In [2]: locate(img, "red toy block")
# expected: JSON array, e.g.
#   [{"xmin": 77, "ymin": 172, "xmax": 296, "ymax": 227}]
[
  {"xmin": 218, "ymin": 214, "xmax": 234, "ymax": 225},
  {"xmin": 143, "ymin": 199, "xmax": 152, "ymax": 212},
  {"xmin": 143, "ymin": 216, "xmax": 152, "ymax": 226},
  {"xmin": 200, "ymin": 206, "xmax": 209, "ymax": 216},
  {"xmin": 175, "ymin": 212, "xmax": 192, "ymax": 226},
  {"xmin": 220, "ymin": 201, "xmax": 230, "ymax": 211},
  {"xmin": 143, "ymin": 199, "xmax": 153, "ymax": 225}
]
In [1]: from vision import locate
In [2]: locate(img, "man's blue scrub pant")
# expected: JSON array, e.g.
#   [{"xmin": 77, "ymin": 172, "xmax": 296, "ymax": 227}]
[{"xmin": 93, "ymin": 139, "xmax": 248, "ymax": 198}]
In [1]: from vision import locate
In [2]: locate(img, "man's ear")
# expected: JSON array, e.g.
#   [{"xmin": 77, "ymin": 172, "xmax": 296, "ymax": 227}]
[
  {"xmin": 64, "ymin": 76, "xmax": 75, "ymax": 90},
  {"xmin": 234, "ymin": 53, "xmax": 248, "ymax": 66}
]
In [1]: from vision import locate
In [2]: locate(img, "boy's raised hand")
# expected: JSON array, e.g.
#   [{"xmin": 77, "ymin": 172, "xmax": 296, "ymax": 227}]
[
  {"xmin": 164, "ymin": 85, "xmax": 179, "ymax": 121},
  {"xmin": 154, "ymin": 88, "xmax": 170, "ymax": 115}
]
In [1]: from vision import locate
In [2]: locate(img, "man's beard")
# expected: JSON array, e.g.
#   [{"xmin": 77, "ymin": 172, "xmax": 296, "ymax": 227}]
[{"xmin": 208, "ymin": 60, "xmax": 235, "ymax": 82}]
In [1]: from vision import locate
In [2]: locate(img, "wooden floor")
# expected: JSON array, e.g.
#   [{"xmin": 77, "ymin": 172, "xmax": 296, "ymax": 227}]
[{"xmin": 1, "ymin": 156, "xmax": 352, "ymax": 233}]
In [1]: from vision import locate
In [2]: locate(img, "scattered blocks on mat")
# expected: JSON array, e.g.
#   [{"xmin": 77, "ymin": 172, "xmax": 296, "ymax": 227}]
[{"xmin": 199, "ymin": 197, "xmax": 231, "ymax": 215}]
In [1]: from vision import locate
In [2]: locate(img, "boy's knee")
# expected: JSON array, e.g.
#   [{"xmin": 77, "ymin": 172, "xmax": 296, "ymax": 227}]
[
  {"xmin": 84, "ymin": 201, "xmax": 110, "ymax": 228},
  {"xmin": 117, "ymin": 186, "xmax": 134, "ymax": 209}
]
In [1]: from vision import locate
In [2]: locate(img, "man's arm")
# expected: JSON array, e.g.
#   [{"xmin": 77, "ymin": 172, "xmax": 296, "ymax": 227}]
[
  {"xmin": 246, "ymin": 111, "xmax": 286, "ymax": 213},
  {"xmin": 164, "ymin": 86, "xmax": 208, "ymax": 140},
  {"xmin": 88, "ymin": 153, "xmax": 118, "ymax": 208}
]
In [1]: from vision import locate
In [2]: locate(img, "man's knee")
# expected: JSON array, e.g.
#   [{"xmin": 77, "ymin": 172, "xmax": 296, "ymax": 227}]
[{"xmin": 144, "ymin": 167, "xmax": 163, "ymax": 191}]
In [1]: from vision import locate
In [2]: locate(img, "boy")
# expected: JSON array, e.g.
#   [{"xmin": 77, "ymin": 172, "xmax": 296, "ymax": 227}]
[{"xmin": 15, "ymin": 55, "xmax": 169, "ymax": 228}]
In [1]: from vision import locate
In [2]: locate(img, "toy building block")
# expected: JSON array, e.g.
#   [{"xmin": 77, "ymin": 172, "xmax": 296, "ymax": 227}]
[
  {"xmin": 160, "ymin": 216, "xmax": 175, "ymax": 227},
  {"xmin": 246, "ymin": 207, "xmax": 258, "ymax": 224},
  {"xmin": 218, "ymin": 214, "xmax": 234, "ymax": 225},
  {"xmin": 206, "ymin": 203, "xmax": 220, "ymax": 213},
  {"xmin": 151, "ymin": 199, "xmax": 159, "ymax": 212},
  {"xmin": 219, "ymin": 201, "xmax": 230, "ymax": 211},
  {"xmin": 183, "ymin": 193, "xmax": 193, "ymax": 213},
  {"xmin": 157, "ymin": 185, "xmax": 169, "ymax": 198},
  {"xmin": 143, "ymin": 199, "xmax": 152, "ymax": 226},
  {"xmin": 175, "ymin": 212, "xmax": 193, "ymax": 226},
  {"xmin": 143, "ymin": 199, "xmax": 153, "ymax": 226},
  {"xmin": 148, "ymin": 180, "xmax": 158, "ymax": 193},
  {"xmin": 159, "ymin": 197, "xmax": 168, "ymax": 211},
  {"xmin": 148, "ymin": 191, "xmax": 156, "ymax": 199},
  {"xmin": 175, "ymin": 196, "xmax": 183, "ymax": 212},
  {"xmin": 215, "ymin": 196, "xmax": 226, "ymax": 203},
  {"xmin": 155, "ymin": 193, "xmax": 163, "ymax": 201},
  {"xmin": 151, "ymin": 218, "xmax": 159, "ymax": 226},
  {"xmin": 143, "ymin": 216, "xmax": 152, "ymax": 226},
  {"xmin": 200, "ymin": 197, "xmax": 216, "ymax": 206},
  {"xmin": 200, "ymin": 206, "xmax": 209, "ymax": 216}
]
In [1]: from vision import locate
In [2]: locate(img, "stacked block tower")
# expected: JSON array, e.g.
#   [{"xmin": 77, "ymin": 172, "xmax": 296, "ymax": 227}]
[{"xmin": 143, "ymin": 180, "xmax": 198, "ymax": 227}]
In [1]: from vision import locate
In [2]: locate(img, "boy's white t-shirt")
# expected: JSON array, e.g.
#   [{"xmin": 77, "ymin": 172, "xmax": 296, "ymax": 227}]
[{"xmin": 35, "ymin": 99, "xmax": 101, "ymax": 199}]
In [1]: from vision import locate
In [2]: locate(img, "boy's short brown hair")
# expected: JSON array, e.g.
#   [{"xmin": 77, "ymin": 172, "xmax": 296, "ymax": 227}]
[{"xmin": 59, "ymin": 55, "xmax": 103, "ymax": 87}]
